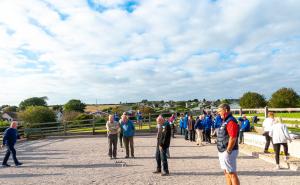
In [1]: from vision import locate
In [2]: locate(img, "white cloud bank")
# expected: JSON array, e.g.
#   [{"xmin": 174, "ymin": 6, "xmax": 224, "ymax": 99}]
[{"xmin": 0, "ymin": 0, "xmax": 300, "ymax": 105}]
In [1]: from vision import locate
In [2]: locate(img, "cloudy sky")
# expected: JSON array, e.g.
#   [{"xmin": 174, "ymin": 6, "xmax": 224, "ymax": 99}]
[{"xmin": 0, "ymin": 0, "xmax": 300, "ymax": 105}]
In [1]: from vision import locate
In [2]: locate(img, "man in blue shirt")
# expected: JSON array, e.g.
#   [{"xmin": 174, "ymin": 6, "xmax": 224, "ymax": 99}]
[
  {"xmin": 239, "ymin": 115, "xmax": 250, "ymax": 144},
  {"xmin": 1, "ymin": 121, "xmax": 22, "ymax": 167}
]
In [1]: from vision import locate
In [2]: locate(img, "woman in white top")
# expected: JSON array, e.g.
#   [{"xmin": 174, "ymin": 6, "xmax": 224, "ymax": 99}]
[
  {"xmin": 262, "ymin": 112, "xmax": 275, "ymax": 153},
  {"xmin": 269, "ymin": 117, "xmax": 292, "ymax": 169}
]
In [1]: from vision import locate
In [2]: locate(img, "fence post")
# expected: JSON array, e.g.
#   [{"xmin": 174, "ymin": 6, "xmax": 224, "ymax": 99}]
[
  {"xmin": 148, "ymin": 113, "xmax": 151, "ymax": 130},
  {"xmin": 265, "ymin": 106, "xmax": 268, "ymax": 118},
  {"xmin": 63, "ymin": 121, "xmax": 67, "ymax": 136},
  {"xmin": 92, "ymin": 119, "xmax": 95, "ymax": 135},
  {"xmin": 239, "ymin": 108, "xmax": 243, "ymax": 116}
]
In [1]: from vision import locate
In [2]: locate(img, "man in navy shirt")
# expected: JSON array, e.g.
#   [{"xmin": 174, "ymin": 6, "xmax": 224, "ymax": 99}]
[{"xmin": 1, "ymin": 121, "xmax": 22, "ymax": 167}]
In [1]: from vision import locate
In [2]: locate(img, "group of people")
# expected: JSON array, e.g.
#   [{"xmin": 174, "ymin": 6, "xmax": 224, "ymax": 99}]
[
  {"xmin": 0, "ymin": 104, "xmax": 294, "ymax": 185},
  {"xmin": 178, "ymin": 111, "xmax": 251, "ymax": 146}
]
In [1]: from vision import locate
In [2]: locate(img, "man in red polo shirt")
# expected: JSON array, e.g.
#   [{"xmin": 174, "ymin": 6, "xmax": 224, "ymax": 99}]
[{"xmin": 217, "ymin": 104, "xmax": 240, "ymax": 185}]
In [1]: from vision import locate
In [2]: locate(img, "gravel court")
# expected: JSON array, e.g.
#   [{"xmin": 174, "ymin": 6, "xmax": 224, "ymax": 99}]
[{"xmin": 0, "ymin": 135, "xmax": 299, "ymax": 185}]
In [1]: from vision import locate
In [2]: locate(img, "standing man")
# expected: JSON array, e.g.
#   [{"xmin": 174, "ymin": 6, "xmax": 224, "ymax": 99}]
[
  {"xmin": 1, "ymin": 121, "xmax": 23, "ymax": 167},
  {"xmin": 183, "ymin": 112, "xmax": 189, "ymax": 140},
  {"xmin": 203, "ymin": 113, "xmax": 213, "ymax": 144},
  {"xmin": 120, "ymin": 114, "xmax": 135, "ymax": 158},
  {"xmin": 106, "ymin": 115, "xmax": 119, "ymax": 159},
  {"xmin": 136, "ymin": 110, "xmax": 143, "ymax": 130},
  {"xmin": 153, "ymin": 115, "xmax": 171, "ymax": 176},
  {"xmin": 217, "ymin": 104, "xmax": 240, "ymax": 185},
  {"xmin": 262, "ymin": 112, "xmax": 275, "ymax": 153},
  {"xmin": 239, "ymin": 115, "xmax": 250, "ymax": 144}
]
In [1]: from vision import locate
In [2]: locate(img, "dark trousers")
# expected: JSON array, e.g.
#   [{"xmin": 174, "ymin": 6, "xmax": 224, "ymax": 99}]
[
  {"xmin": 184, "ymin": 129, "xmax": 189, "ymax": 140},
  {"xmin": 108, "ymin": 134, "xmax": 118, "ymax": 158},
  {"xmin": 156, "ymin": 146, "xmax": 169, "ymax": 173},
  {"xmin": 239, "ymin": 131, "xmax": 244, "ymax": 144},
  {"xmin": 189, "ymin": 130, "xmax": 195, "ymax": 141},
  {"xmin": 171, "ymin": 125, "xmax": 176, "ymax": 138},
  {"xmin": 264, "ymin": 133, "xmax": 272, "ymax": 151},
  {"xmin": 180, "ymin": 127, "xmax": 184, "ymax": 135},
  {"xmin": 123, "ymin": 136, "xmax": 134, "ymax": 157},
  {"xmin": 2, "ymin": 144, "xmax": 20, "ymax": 165},
  {"xmin": 273, "ymin": 143, "xmax": 289, "ymax": 164},
  {"xmin": 204, "ymin": 129, "xmax": 211, "ymax": 143},
  {"xmin": 119, "ymin": 132, "xmax": 123, "ymax": 148}
]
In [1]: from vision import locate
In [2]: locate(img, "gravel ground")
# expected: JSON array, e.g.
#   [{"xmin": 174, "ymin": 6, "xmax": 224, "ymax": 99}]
[{"xmin": 0, "ymin": 134, "xmax": 299, "ymax": 185}]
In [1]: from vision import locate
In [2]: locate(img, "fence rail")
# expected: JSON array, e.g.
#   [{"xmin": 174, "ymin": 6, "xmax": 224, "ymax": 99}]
[{"xmin": 1, "ymin": 108, "xmax": 300, "ymax": 142}]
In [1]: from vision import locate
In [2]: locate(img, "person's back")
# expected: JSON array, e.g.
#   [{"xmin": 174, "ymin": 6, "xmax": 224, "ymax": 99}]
[
  {"xmin": 214, "ymin": 115, "xmax": 222, "ymax": 129},
  {"xmin": 270, "ymin": 123, "xmax": 291, "ymax": 144},
  {"xmin": 241, "ymin": 119, "xmax": 250, "ymax": 132},
  {"xmin": 3, "ymin": 127, "xmax": 18, "ymax": 146},
  {"xmin": 263, "ymin": 117, "xmax": 274, "ymax": 132}
]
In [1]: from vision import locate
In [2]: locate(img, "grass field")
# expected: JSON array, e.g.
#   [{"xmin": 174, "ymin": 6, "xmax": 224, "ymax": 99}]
[{"xmin": 234, "ymin": 112, "xmax": 300, "ymax": 118}]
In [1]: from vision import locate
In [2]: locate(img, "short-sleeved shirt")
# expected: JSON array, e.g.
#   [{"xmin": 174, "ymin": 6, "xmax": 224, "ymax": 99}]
[{"xmin": 227, "ymin": 120, "xmax": 239, "ymax": 138}]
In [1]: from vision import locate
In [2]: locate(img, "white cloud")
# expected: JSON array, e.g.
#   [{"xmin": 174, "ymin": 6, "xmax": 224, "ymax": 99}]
[{"xmin": 0, "ymin": 0, "xmax": 300, "ymax": 105}]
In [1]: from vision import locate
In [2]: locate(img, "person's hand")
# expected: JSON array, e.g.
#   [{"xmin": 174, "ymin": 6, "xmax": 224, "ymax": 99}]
[
  {"xmin": 289, "ymin": 139, "xmax": 293, "ymax": 143},
  {"xmin": 0, "ymin": 145, "xmax": 3, "ymax": 149},
  {"xmin": 159, "ymin": 145, "xmax": 163, "ymax": 151}
]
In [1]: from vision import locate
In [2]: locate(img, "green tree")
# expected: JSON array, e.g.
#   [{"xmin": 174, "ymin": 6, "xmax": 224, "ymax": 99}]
[
  {"xmin": 2, "ymin": 106, "xmax": 18, "ymax": 113},
  {"xmin": 19, "ymin": 106, "xmax": 56, "ymax": 124},
  {"xmin": 268, "ymin": 87, "xmax": 300, "ymax": 108},
  {"xmin": 19, "ymin": 97, "xmax": 48, "ymax": 110},
  {"xmin": 64, "ymin": 99, "xmax": 86, "ymax": 112},
  {"xmin": 239, "ymin": 92, "xmax": 266, "ymax": 108},
  {"xmin": 221, "ymin": 99, "xmax": 230, "ymax": 104}
]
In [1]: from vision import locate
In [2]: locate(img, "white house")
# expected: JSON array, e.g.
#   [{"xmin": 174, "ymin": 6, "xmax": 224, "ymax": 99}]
[{"xmin": 1, "ymin": 112, "xmax": 18, "ymax": 122}]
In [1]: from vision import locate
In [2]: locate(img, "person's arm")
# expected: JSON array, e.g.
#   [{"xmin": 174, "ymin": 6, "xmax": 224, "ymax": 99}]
[
  {"xmin": 226, "ymin": 121, "xmax": 239, "ymax": 153},
  {"xmin": 283, "ymin": 125, "xmax": 292, "ymax": 141}
]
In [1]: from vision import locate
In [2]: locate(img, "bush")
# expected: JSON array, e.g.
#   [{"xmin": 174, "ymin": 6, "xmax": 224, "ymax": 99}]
[
  {"xmin": 269, "ymin": 87, "xmax": 300, "ymax": 108},
  {"xmin": 239, "ymin": 92, "xmax": 267, "ymax": 108},
  {"xmin": 62, "ymin": 111, "xmax": 81, "ymax": 122},
  {"xmin": 18, "ymin": 106, "xmax": 56, "ymax": 127}
]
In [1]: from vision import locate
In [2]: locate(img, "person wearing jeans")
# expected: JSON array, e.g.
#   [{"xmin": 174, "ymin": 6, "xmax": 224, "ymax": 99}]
[
  {"xmin": 120, "ymin": 114, "xmax": 135, "ymax": 158},
  {"xmin": 153, "ymin": 115, "xmax": 171, "ymax": 176},
  {"xmin": 106, "ymin": 115, "xmax": 119, "ymax": 159},
  {"xmin": 1, "ymin": 121, "xmax": 22, "ymax": 167},
  {"xmin": 262, "ymin": 112, "xmax": 275, "ymax": 153},
  {"xmin": 269, "ymin": 117, "xmax": 292, "ymax": 169}
]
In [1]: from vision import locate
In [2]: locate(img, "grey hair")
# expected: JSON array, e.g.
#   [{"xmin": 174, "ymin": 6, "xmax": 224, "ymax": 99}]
[{"xmin": 218, "ymin": 103, "xmax": 230, "ymax": 111}]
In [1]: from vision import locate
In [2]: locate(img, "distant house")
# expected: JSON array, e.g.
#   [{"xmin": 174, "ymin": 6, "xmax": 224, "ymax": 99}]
[
  {"xmin": 1, "ymin": 112, "xmax": 18, "ymax": 122},
  {"xmin": 163, "ymin": 103, "xmax": 171, "ymax": 109}
]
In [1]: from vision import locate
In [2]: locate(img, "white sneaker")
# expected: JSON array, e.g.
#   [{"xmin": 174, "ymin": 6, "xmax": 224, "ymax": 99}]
[{"xmin": 284, "ymin": 156, "xmax": 288, "ymax": 161}]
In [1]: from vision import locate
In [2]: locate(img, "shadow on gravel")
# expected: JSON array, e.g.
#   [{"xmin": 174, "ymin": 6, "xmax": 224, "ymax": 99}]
[
  {"xmin": 135, "ymin": 156, "xmax": 218, "ymax": 159},
  {"xmin": 171, "ymin": 170, "xmax": 300, "ymax": 177},
  {"xmin": 0, "ymin": 173, "xmax": 63, "ymax": 179},
  {"xmin": 8, "ymin": 163, "xmax": 143, "ymax": 169}
]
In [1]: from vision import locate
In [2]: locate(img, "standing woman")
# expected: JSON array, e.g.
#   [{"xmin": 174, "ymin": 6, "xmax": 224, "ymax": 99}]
[
  {"xmin": 120, "ymin": 114, "xmax": 136, "ymax": 158},
  {"xmin": 262, "ymin": 112, "xmax": 275, "ymax": 153},
  {"xmin": 106, "ymin": 115, "xmax": 119, "ymax": 159},
  {"xmin": 269, "ymin": 117, "xmax": 292, "ymax": 169},
  {"xmin": 168, "ymin": 114, "xmax": 176, "ymax": 138}
]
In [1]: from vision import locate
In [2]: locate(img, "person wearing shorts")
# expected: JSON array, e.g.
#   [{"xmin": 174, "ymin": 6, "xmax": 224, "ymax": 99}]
[{"xmin": 217, "ymin": 103, "xmax": 240, "ymax": 185}]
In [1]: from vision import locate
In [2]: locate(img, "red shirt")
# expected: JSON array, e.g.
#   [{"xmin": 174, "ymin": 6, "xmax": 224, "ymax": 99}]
[{"xmin": 226, "ymin": 120, "xmax": 239, "ymax": 138}]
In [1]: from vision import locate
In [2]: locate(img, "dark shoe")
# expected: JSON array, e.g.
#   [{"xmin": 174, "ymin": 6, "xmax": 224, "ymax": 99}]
[
  {"xmin": 152, "ymin": 170, "xmax": 161, "ymax": 174},
  {"xmin": 131, "ymin": 156, "xmax": 135, "ymax": 159},
  {"xmin": 264, "ymin": 151, "xmax": 270, "ymax": 154},
  {"xmin": 2, "ymin": 164, "xmax": 11, "ymax": 167},
  {"xmin": 161, "ymin": 172, "xmax": 170, "ymax": 176},
  {"xmin": 113, "ymin": 156, "xmax": 118, "ymax": 159},
  {"xmin": 15, "ymin": 162, "xmax": 23, "ymax": 166},
  {"xmin": 125, "ymin": 156, "xmax": 129, "ymax": 158}
]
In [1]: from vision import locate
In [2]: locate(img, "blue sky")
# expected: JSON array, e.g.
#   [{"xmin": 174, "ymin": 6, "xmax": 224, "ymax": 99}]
[{"xmin": 0, "ymin": 0, "xmax": 300, "ymax": 105}]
